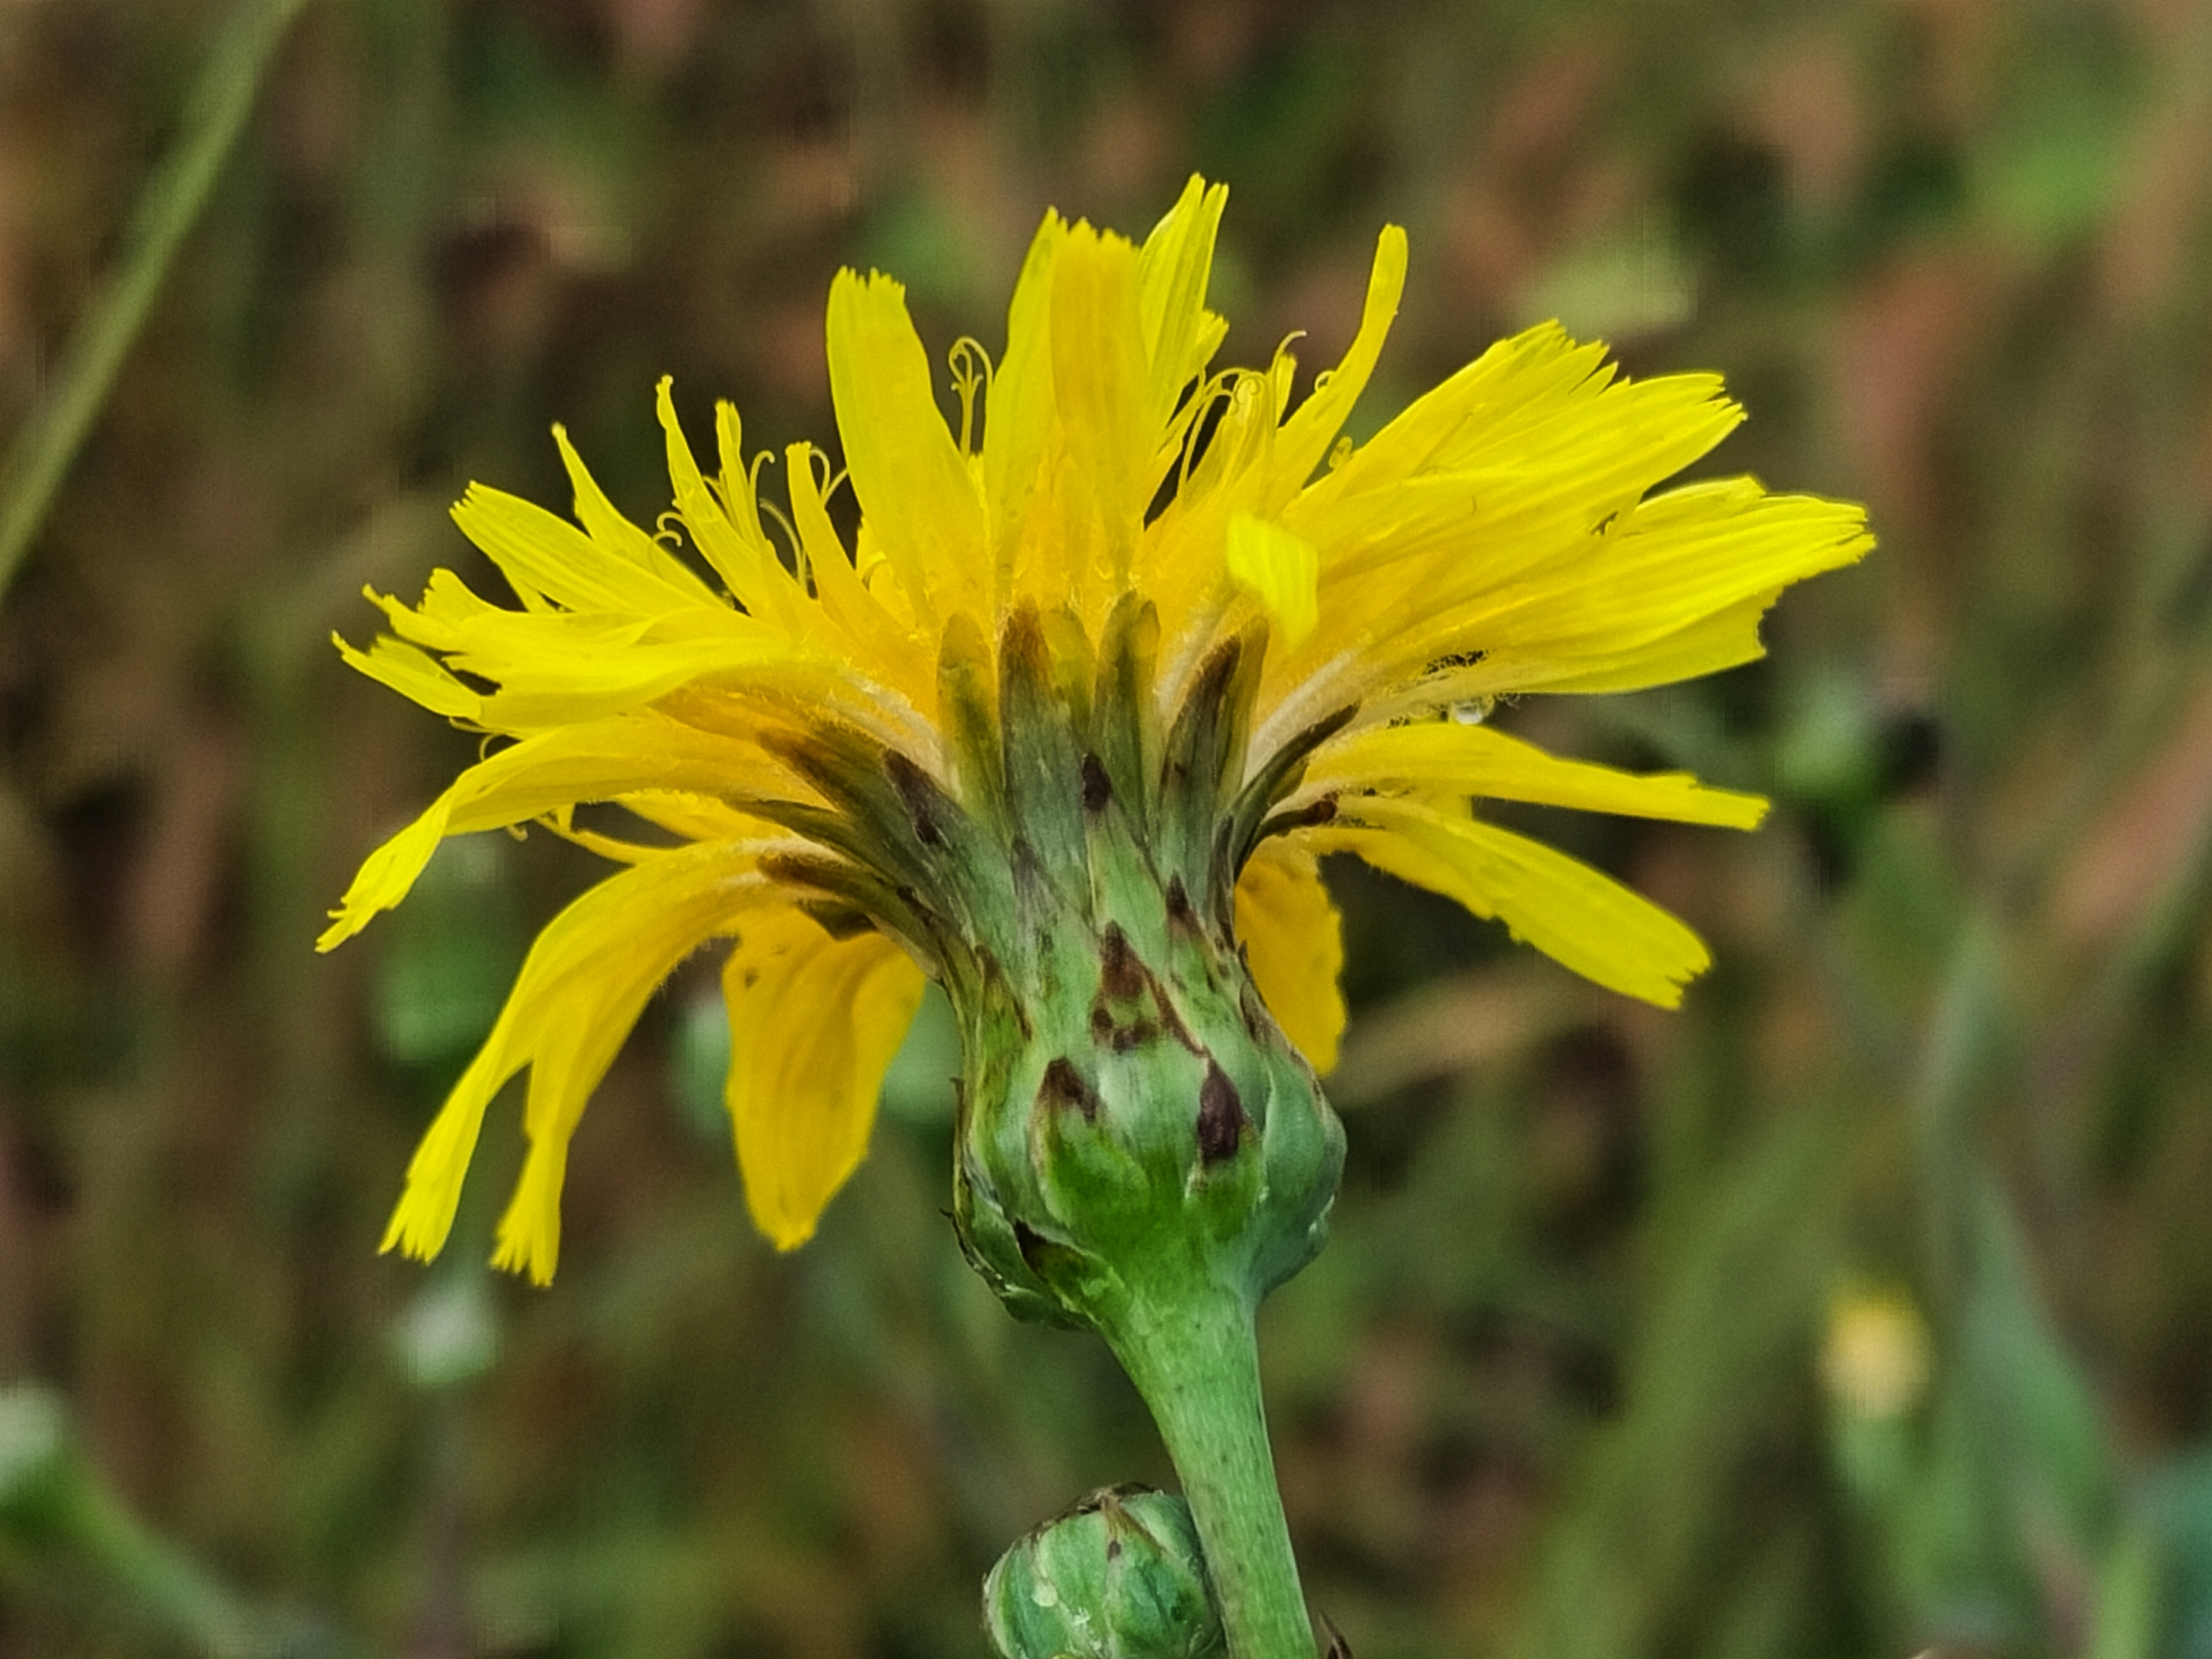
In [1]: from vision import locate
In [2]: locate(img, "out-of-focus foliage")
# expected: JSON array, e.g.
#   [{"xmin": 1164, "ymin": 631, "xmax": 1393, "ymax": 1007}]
[{"xmin": 3, "ymin": 1, "xmax": 2211, "ymax": 1656}]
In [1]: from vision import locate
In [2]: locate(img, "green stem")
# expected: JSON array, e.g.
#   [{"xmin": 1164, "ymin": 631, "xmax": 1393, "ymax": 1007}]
[
  {"xmin": 1101, "ymin": 1283, "xmax": 1314, "ymax": 1659},
  {"xmin": 0, "ymin": 0, "xmax": 308, "ymax": 608}
]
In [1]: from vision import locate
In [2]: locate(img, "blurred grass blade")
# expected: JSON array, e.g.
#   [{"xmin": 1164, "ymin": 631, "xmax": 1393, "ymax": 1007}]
[
  {"xmin": 0, "ymin": 0, "xmax": 310, "ymax": 607},
  {"xmin": 2, "ymin": 1382, "xmax": 359, "ymax": 1657},
  {"xmin": 2088, "ymin": 1522, "xmax": 2163, "ymax": 1659},
  {"xmin": 1964, "ymin": 1170, "xmax": 2116, "ymax": 1555}
]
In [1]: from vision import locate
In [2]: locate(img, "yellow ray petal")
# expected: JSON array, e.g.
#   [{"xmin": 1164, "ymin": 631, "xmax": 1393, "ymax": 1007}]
[
  {"xmin": 722, "ymin": 908, "xmax": 927, "ymax": 1250},
  {"xmin": 1307, "ymin": 721, "xmax": 1766, "ymax": 828},
  {"xmin": 1137, "ymin": 175, "xmax": 1230, "ymax": 435},
  {"xmin": 435, "ymin": 639, "xmax": 793, "ymax": 732},
  {"xmin": 826, "ymin": 268, "xmax": 986, "ymax": 621},
  {"xmin": 657, "ymin": 378, "xmax": 803, "ymax": 631},
  {"xmin": 1306, "ymin": 800, "xmax": 1712, "ymax": 1006},
  {"xmin": 333, "ymin": 631, "xmax": 482, "ymax": 722},
  {"xmin": 1234, "ymin": 840, "xmax": 1346, "ymax": 1074},
  {"xmin": 1048, "ymin": 222, "xmax": 1153, "ymax": 582},
  {"xmin": 1287, "ymin": 331, "xmax": 1750, "ymax": 658},
  {"xmin": 1524, "ymin": 590, "xmax": 1783, "ymax": 693},
  {"xmin": 453, "ymin": 483, "xmax": 704, "ymax": 618},
  {"xmin": 618, "ymin": 789, "xmax": 785, "ymax": 846},
  {"xmin": 1224, "ymin": 512, "xmax": 1320, "ymax": 645},
  {"xmin": 1353, "ymin": 591, "xmax": 1789, "ymax": 730},
  {"xmin": 983, "ymin": 210, "xmax": 1066, "ymax": 589},
  {"xmin": 1346, "ymin": 482, "xmax": 1871, "ymax": 708},
  {"xmin": 1267, "ymin": 224, "xmax": 1406, "ymax": 508},
  {"xmin": 553, "ymin": 424, "xmax": 723, "ymax": 605},
  {"xmin": 1470, "ymin": 482, "xmax": 1873, "ymax": 657},
  {"xmin": 381, "ymin": 841, "xmax": 770, "ymax": 1280},
  {"xmin": 710, "ymin": 398, "xmax": 793, "ymax": 606},
  {"xmin": 1307, "ymin": 323, "xmax": 1737, "ymax": 520},
  {"xmin": 1140, "ymin": 372, "xmax": 1284, "ymax": 646},
  {"xmin": 782, "ymin": 438, "xmax": 920, "ymax": 680},
  {"xmin": 317, "ymin": 716, "xmax": 803, "ymax": 951}
]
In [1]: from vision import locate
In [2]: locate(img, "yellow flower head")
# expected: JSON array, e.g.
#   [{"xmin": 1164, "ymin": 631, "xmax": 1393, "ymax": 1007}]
[
  {"xmin": 1821, "ymin": 1283, "xmax": 1932, "ymax": 1421},
  {"xmin": 325, "ymin": 177, "xmax": 1870, "ymax": 1284}
]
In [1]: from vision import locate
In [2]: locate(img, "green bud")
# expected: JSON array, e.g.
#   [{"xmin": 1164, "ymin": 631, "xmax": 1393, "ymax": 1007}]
[{"xmin": 985, "ymin": 1486, "xmax": 1225, "ymax": 1659}]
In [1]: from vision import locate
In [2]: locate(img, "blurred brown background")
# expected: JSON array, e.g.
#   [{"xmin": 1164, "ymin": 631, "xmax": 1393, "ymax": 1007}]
[{"xmin": 5, "ymin": 0, "xmax": 2212, "ymax": 1655}]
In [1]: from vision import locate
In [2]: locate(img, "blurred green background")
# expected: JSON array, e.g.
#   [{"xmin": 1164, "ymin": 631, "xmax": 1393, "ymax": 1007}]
[{"xmin": 5, "ymin": 0, "xmax": 2212, "ymax": 1654}]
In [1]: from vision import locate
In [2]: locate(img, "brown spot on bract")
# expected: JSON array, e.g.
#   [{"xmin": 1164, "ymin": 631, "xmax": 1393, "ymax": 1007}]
[
  {"xmin": 1038, "ymin": 1057, "xmax": 1098, "ymax": 1121},
  {"xmin": 1165, "ymin": 876, "xmax": 1197, "ymax": 930},
  {"xmin": 1110, "ymin": 1020, "xmax": 1157, "ymax": 1052},
  {"xmin": 1099, "ymin": 922, "xmax": 1146, "ymax": 1002},
  {"xmin": 1197, "ymin": 1062, "xmax": 1247, "ymax": 1165},
  {"xmin": 883, "ymin": 750, "xmax": 944, "ymax": 845},
  {"xmin": 1081, "ymin": 752, "xmax": 1111, "ymax": 812}
]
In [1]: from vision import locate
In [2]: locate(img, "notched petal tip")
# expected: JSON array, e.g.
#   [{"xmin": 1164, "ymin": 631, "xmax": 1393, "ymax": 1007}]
[
  {"xmin": 1729, "ymin": 793, "xmax": 1772, "ymax": 831},
  {"xmin": 764, "ymin": 1215, "xmax": 818, "ymax": 1253},
  {"xmin": 489, "ymin": 1224, "xmax": 557, "ymax": 1287},
  {"xmin": 378, "ymin": 1197, "xmax": 450, "ymax": 1266}
]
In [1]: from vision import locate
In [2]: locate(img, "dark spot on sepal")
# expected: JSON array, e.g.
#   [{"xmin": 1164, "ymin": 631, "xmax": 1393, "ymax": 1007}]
[
  {"xmin": 1164, "ymin": 877, "xmax": 1197, "ymax": 931},
  {"xmin": 1099, "ymin": 923, "xmax": 1145, "ymax": 1002},
  {"xmin": 1224, "ymin": 704, "xmax": 1356, "ymax": 863},
  {"xmin": 1038, "ymin": 1057, "xmax": 1099, "ymax": 1121},
  {"xmin": 1110, "ymin": 1021, "xmax": 1157, "ymax": 1052},
  {"xmin": 1197, "ymin": 1062, "xmax": 1249, "ymax": 1165},
  {"xmin": 1185, "ymin": 633, "xmax": 1246, "ymax": 720},
  {"xmin": 797, "ymin": 900, "xmax": 876, "ymax": 940},
  {"xmin": 882, "ymin": 749, "xmax": 945, "ymax": 846},
  {"xmin": 752, "ymin": 849, "xmax": 942, "ymax": 966},
  {"xmin": 1081, "ymin": 753, "xmax": 1111, "ymax": 811},
  {"xmin": 1256, "ymin": 793, "xmax": 1338, "ymax": 843}
]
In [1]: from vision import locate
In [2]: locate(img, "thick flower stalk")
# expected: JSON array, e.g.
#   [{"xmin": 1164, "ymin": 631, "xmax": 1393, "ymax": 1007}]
[{"xmin": 323, "ymin": 176, "xmax": 1869, "ymax": 1657}]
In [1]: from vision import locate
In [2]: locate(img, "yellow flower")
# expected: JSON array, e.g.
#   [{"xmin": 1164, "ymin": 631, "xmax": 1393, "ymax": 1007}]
[
  {"xmin": 1821, "ymin": 1284, "xmax": 1932, "ymax": 1421},
  {"xmin": 324, "ymin": 177, "xmax": 1869, "ymax": 1283}
]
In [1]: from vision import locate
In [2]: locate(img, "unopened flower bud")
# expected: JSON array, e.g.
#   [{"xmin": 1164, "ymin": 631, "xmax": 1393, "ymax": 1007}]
[{"xmin": 984, "ymin": 1486, "xmax": 1224, "ymax": 1659}]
